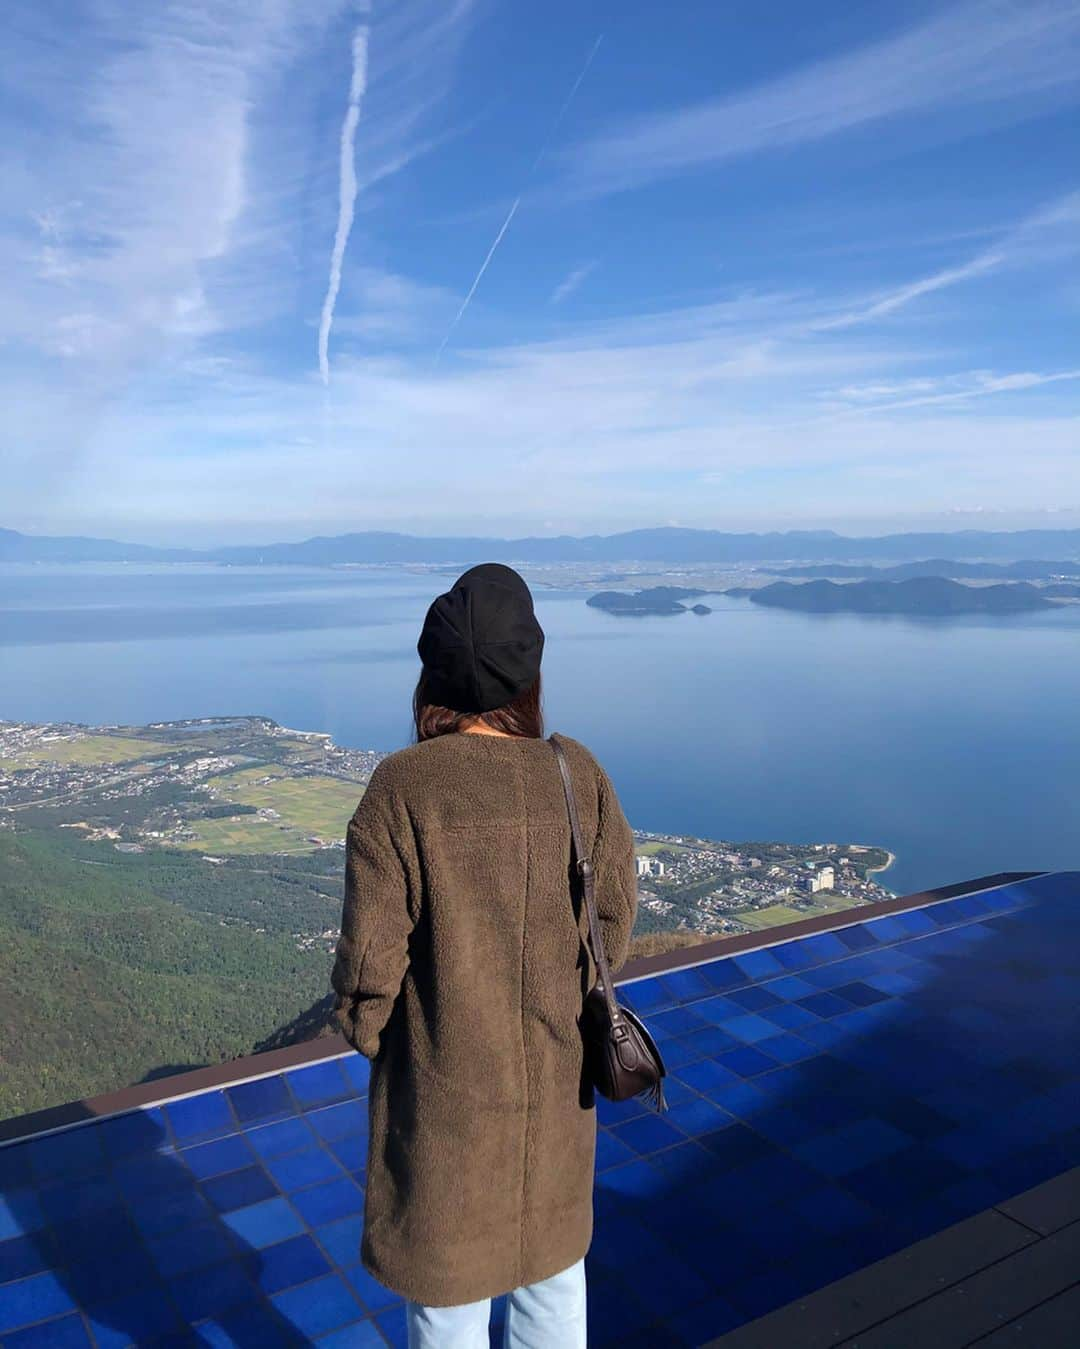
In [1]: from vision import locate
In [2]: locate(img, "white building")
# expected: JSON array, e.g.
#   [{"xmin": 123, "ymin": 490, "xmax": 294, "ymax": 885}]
[
  {"xmin": 803, "ymin": 864, "xmax": 835, "ymax": 894},
  {"xmin": 636, "ymin": 855, "xmax": 666, "ymax": 879}
]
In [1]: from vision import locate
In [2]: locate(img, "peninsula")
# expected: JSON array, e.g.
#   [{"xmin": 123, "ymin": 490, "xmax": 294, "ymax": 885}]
[{"xmin": 732, "ymin": 577, "xmax": 1057, "ymax": 615}]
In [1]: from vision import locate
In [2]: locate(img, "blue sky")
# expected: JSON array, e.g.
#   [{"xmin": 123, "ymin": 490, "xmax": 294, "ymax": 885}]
[{"xmin": 3, "ymin": 0, "xmax": 1079, "ymax": 545}]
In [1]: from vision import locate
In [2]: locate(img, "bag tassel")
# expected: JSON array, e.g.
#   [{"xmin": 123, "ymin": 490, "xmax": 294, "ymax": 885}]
[{"xmin": 639, "ymin": 1078, "xmax": 667, "ymax": 1113}]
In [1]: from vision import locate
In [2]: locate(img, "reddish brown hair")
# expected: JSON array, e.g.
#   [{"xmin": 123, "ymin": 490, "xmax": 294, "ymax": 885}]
[{"xmin": 413, "ymin": 672, "xmax": 544, "ymax": 743}]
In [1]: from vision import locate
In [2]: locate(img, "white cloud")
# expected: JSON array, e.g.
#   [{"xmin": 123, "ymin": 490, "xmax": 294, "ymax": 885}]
[
  {"xmin": 560, "ymin": 0, "xmax": 1080, "ymax": 198},
  {"xmin": 550, "ymin": 262, "xmax": 596, "ymax": 305}
]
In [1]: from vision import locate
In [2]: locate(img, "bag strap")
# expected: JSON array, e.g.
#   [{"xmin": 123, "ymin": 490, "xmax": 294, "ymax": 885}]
[{"xmin": 549, "ymin": 734, "xmax": 622, "ymax": 1027}]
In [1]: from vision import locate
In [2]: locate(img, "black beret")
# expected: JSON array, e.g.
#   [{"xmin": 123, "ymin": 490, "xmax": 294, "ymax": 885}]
[{"xmin": 417, "ymin": 563, "xmax": 544, "ymax": 714}]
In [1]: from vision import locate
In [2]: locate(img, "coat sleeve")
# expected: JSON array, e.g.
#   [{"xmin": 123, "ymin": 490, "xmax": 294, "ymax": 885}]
[
  {"xmin": 331, "ymin": 764, "xmax": 419, "ymax": 1058},
  {"xmin": 592, "ymin": 764, "xmax": 638, "ymax": 974}
]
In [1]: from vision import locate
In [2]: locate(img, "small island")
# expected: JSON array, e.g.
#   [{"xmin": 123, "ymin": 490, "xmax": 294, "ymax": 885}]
[
  {"xmin": 729, "ymin": 577, "xmax": 1056, "ymax": 616},
  {"xmin": 587, "ymin": 585, "xmax": 711, "ymax": 616}
]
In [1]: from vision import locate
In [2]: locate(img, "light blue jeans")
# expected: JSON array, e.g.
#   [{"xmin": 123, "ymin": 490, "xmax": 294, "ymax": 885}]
[{"xmin": 405, "ymin": 1257, "xmax": 587, "ymax": 1348}]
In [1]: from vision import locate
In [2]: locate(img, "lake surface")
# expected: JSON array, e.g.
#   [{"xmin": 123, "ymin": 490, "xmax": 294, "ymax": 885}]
[{"xmin": 2, "ymin": 563, "xmax": 1078, "ymax": 896}]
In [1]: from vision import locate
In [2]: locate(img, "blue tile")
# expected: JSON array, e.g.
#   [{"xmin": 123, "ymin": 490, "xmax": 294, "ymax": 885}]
[
  {"xmin": 594, "ymin": 1094, "xmax": 649, "ymax": 1126},
  {"xmin": 169, "ymin": 1258, "xmax": 256, "ymax": 1322},
  {"xmin": 86, "ymin": 1286, "xmax": 181, "ymax": 1348},
  {"xmin": 0, "ymin": 1233, "xmax": 59, "ymax": 1284},
  {"xmin": 97, "ymin": 1108, "xmax": 169, "ymax": 1160},
  {"xmin": 771, "ymin": 940, "xmax": 821, "ymax": 971},
  {"xmin": 726, "ymin": 985, "xmax": 782, "ymax": 1012},
  {"xmin": 835, "ymin": 924, "xmax": 879, "ymax": 951},
  {"xmin": 31, "ymin": 1128, "xmax": 105, "ymax": 1182},
  {"xmin": 110, "ymin": 1151, "xmax": 189, "ymax": 1200},
  {"xmin": 750, "ymin": 1105, "xmax": 826, "ymax": 1148},
  {"xmin": 834, "ymin": 981, "xmax": 892, "ymax": 1008},
  {"xmin": 724, "ymin": 1013, "xmax": 780, "ymax": 1044},
  {"xmin": 620, "ymin": 977, "xmax": 674, "ymax": 1013},
  {"xmin": 697, "ymin": 1123, "xmax": 778, "ymax": 1171},
  {"xmin": 658, "ymin": 1077, "xmax": 697, "ymax": 1107},
  {"xmin": 659, "ymin": 967, "xmax": 717, "ymax": 1003},
  {"xmin": 51, "ymin": 1207, "xmax": 139, "ymax": 1265},
  {"xmin": 264, "ymin": 1144, "xmax": 344, "ymax": 1192},
  {"xmin": 595, "ymin": 1159, "xmax": 669, "ymax": 1203},
  {"xmin": 5, "ymin": 1315, "xmax": 92, "ymax": 1349},
  {"xmin": 0, "ymin": 1142, "xmax": 33, "ymax": 1190},
  {"xmin": 222, "ymin": 1195, "xmax": 304, "ymax": 1248},
  {"xmin": 227, "ymin": 1076, "xmax": 295, "ymax": 1125},
  {"xmin": 655, "ymin": 1037, "xmax": 703, "ymax": 1071},
  {"xmin": 245, "ymin": 1116, "xmax": 315, "ymax": 1159},
  {"xmin": 610, "ymin": 1115, "xmax": 685, "ymax": 1155},
  {"xmin": 717, "ymin": 1046, "xmax": 776, "ymax": 1078},
  {"xmin": 765, "ymin": 974, "xmax": 818, "ymax": 1001},
  {"xmin": 165, "ymin": 1092, "xmax": 235, "ymax": 1143},
  {"xmin": 664, "ymin": 1096, "xmax": 734, "ymax": 1137},
  {"xmin": 255, "ymin": 1233, "xmax": 331, "ymax": 1294},
  {"xmin": 595, "ymin": 1130, "xmax": 638, "ymax": 1171},
  {"xmin": 202, "ymin": 1165, "xmax": 278, "ymax": 1213},
  {"xmin": 180, "ymin": 1134, "xmax": 253, "ymax": 1180},
  {"xmin": 709, "ymin": 1079, "xmax": 772, "ymax": 1121},
  {"xmin": 286, "ymin": 1060, "xmax": 352, "ymax": 1109},
  {"xmin": 797, "ymin": 1018, "xmax": 851, "ymax": 1049},
  {"xmin": 127, "ymin": 1183, "xmax": 211, "ymax": 1238},
  {"xmin": 651, "ymin": 1006, "xmax": 708, "ymax": 1038},
  {"xmin": 680, "ymin": 1025, "xmax": 740, "ymax": 1057},
  {"xmin": 732, "ymin": 948, "xmax": 785, "ymax": 980},
  {"xmin": 786, "ymin": 1183, "xmax": 878, "ymax": 1235},
  {"xmin": 314, "ymin": 1215, "xmax": 363, "ymax": 1267},
  {"xmin": 674, "ymin": 1059, "xmax": 740, "ymax": 1095},
  {"xmin": 148, "ymin": 1217, "xmax": 238, "ymax": 1278},
  {"xmin": 0, "ymin": 1189, "xmax": 45, "ymax": 1240},
  {"xmin": 290, "ymin": 1176, "xmax": 365, "ymax": 1227},
  {"xmin": 38, "ymin": 1175, "xmax": 121, "ymax": 1226},
  {"xmin": 343, "ymin": 1259, "xmax": 403, "ymax": 1311},
  {"xmin": 339, "ymin": 1054, "xmax": 371, "ymax": 1095},
  {"xmin": 309, "ymin": 1100, "xmax": 367, "ymax": 1143},
  {"xmin": 862, "ymin": 915, "xmax": 913, "ymax": 942},
  {"xmin": 196, "ymin": 1297, "xmax": 299, "ymax": 1349},
  {"xmin": 316, "ymin": 1320, "xmax": 387, "ymax": 1348},
  {"xmin": 761, "ymin": 1001, "xmax": 820, "ymax": 1031},
  {"xmin": 647, "ymin": 1140, "xmax": 715, "ymax": 1191},
  {"xmin": 689, "ymin": 995, "xmax": 743, "ymax": 1024},
  {"xmin": 758, "ymin": 1033, "xmax": 816, "ymax": 1065},
  {"xmin": 696, "ymin": 959, "xmax": 749, "ymax": 991},
  {"xmin": 797, "ymin": 991, "xmax": 852, "ymax": 1019},
  {"xmin": 272, "ymin": 1272, "xmax": 363, "ymax": 1338},
  {"xmin": 373, "ymin": 1303, "xmax": 408, "ymax": 1346},
  {"xmin": 0, "ymin": 1271, "xmax": 76, "ymax": 1334},
  {"xmin": 326, "ymin": 1133, "xmax": 366, "ymax": 1175},
  {"xmin": 662, "ymin": 1292, "xmax": 743, "ymax": 1345}
]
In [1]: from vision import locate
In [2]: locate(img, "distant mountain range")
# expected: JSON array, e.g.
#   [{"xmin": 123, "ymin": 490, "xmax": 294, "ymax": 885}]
[
  {"xmin": 4, "ymin": 523, "xmax": 1080, "ymax": 566},
  {"xmin": 740, "ymin": 577, "xmax": 1061, "ymax": 616},
  {"xmin": 763, "ymin": 559, "xmax": 1080, "ymax": 581}
]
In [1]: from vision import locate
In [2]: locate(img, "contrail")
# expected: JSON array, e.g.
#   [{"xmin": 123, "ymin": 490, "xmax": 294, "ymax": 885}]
[
  {"xmin": 319, "ymin": 24, "xmax": 370, "ymax": 386},
  {"xmin": 436, "ymin": 34, "xmax": 603, "ymax": 361}
]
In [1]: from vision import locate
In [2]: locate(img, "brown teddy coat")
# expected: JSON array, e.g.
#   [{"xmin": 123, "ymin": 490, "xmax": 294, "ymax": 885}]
[{"xmin": 330, "ymin": 731, "xmax": 638, "ymax": 1307}]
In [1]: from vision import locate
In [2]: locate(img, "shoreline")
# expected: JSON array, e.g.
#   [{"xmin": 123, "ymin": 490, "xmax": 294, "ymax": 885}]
[{"xmin": 867, "ymin": 849, "xmax": 897, "ymax": 877}]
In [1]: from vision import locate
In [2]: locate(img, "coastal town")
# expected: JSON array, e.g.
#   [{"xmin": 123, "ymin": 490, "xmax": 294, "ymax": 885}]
[{"xmin": 1, "ymin": 715, "xmax": 893, "ymax": 943}]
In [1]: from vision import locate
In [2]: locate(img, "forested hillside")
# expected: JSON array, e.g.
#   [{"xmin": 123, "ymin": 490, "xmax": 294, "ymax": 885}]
[{"xmin": 0, "ymin": 829, "xmax": 333, "ymax": 1119}]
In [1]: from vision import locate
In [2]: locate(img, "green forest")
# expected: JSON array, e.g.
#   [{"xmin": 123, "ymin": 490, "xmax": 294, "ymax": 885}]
[{"xmin": 0, "ymin": 828, "xmax": 335, "ymax": 1120}]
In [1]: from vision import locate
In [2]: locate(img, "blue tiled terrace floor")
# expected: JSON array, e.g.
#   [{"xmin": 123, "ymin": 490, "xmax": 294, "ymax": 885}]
[{"xmin": 1, "ymin": 872, "xmax": 1078, "ymax": 1348}]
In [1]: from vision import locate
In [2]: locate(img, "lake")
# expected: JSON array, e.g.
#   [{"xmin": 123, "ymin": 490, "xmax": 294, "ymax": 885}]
[{"xmin": 2, "ymin": 562, "xmax": 1078, "ymax": 896}]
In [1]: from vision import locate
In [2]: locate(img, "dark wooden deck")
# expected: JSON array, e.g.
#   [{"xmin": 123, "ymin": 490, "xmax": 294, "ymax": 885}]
[{"xmin": 706, "ymin": 1168, "xmax": 1080, "ymax": 1348}]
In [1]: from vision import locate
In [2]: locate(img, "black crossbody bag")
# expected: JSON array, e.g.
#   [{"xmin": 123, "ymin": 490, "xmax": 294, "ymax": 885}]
[{"xmin": 549, "ymin": 735, "xmax": 667, "ymax": 1111}]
